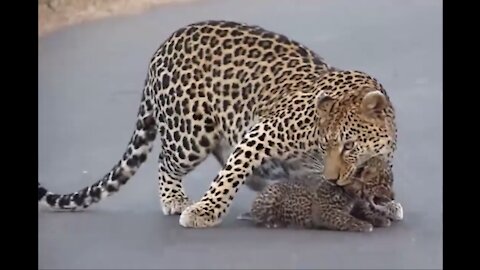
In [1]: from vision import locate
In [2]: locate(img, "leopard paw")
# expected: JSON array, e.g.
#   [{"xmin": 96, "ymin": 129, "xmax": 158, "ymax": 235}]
[
  {"xmin": 161, "ymin": 196, "xmax": 193, "ymax": 215},
  {"xmin": 179, "ymin": 201, "xmax": 222, "ymax": 228}
]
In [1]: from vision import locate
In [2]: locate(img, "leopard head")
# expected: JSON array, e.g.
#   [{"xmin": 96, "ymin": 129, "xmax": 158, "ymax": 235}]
[{"xmin": 314, "ymin": 70, "xmax": 397, "ymax": 186}]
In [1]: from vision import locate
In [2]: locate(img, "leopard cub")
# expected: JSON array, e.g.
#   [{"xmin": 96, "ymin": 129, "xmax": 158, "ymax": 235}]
[{"xmin": 238, "ymin": 156, "xmax": 403, "ymax": 232}]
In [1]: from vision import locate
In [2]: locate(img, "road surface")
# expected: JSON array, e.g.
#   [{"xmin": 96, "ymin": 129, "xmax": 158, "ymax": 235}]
[{"xmin": 38, "ymin": 0, "xmax": 443, "ymax": 269}]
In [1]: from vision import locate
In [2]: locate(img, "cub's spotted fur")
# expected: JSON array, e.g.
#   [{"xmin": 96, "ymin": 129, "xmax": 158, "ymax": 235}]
[
  {"xmin": 239, "ymin": 157, "xmax": 403, "ymax": 231},
  {"xmin": 38, "ymin": 20, "xmax": 397, "ymax": 228}
]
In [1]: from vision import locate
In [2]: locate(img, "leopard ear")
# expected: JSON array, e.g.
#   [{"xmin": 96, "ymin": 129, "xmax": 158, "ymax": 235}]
[
  {"xmin": 315, "ymin": 91, "xmax": 336, "ymax": 124},
  {"xmin": 361, "ymin": 90, "xmax": 388, "ymax": 118}
]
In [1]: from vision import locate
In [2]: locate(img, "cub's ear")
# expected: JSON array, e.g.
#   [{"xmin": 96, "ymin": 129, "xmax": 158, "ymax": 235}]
[
  {"xmin": 316, "ymin": 91, "xmax": 336, "ymax": 125},
  {"xmin": 361, "ymin": 90, "xmax": 388, "ymax": 118}
]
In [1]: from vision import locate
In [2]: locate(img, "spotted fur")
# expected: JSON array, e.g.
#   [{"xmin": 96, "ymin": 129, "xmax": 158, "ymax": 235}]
[
  {"xmin": 239, "ymin": 156, "xmax": 403, "ymax": 231},
  {"xmin": 38, "ymin": 20, "xmax": 397, "ymax": 228}
]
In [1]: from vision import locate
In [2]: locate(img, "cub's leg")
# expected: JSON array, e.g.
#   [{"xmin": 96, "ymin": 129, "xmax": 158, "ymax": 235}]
[
  {"xmin": 351, "ymin": 200, "xmax": 404, "ymax": 227},
  {"xmin": 312, "ymin": 205, "xmax": 373, "ymax": 232},
  {"xmin": 237, "ymin": 212, "xmax": 287, "ymax": 229},
  {"xmin": 351, "ymin": 202, "xmax": 392, "ymax": 228}
]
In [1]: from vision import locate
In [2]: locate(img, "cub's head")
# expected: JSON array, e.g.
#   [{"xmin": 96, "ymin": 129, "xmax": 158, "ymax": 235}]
[
  {"xmin": 314, "ymin": 70, "xmax": 397, "ymax": 186},
  {"xmin": 343, "ymin": 156, "xmax": 395, "ymax": 205}
]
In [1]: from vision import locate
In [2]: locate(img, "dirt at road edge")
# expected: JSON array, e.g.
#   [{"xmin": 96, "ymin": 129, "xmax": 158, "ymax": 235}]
[{"xmin": 39, "ymin": 0, "xmax": 197, "ymax": 37}]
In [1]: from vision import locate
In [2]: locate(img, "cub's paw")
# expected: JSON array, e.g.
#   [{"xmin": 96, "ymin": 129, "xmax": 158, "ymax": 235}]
[
  {"xmin": 161, "ymin": 195, "xmax": 193, "ymax": 215},
  {"xmin": 371, "ymin": 217, "xmax": 392, "ymax": 228},
  {"xmin": 348, "ymin": 221, "xmax": 374, "ymax": 233},
  {"xmin": 179, "ymin": 201, "xmax": 222, "ymax": 228},
  {"xmin": 386, "ymin": 201, "xmax": 404, "ymax": 221}
]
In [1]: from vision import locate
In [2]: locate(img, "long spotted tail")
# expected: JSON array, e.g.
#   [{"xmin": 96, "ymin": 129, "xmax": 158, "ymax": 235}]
[{"xmin": 38, "ymin": 88, "xmax": 157, "ymax": 211}]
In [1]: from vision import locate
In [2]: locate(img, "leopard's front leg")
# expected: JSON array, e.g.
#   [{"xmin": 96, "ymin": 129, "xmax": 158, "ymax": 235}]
[{"xmin": 179, "ymin": 123, "xmax": 282, "ymax": 228}]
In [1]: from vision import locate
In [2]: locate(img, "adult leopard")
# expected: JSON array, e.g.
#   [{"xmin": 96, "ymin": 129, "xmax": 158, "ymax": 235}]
[{"xmin": 38, "ymin": 20, "xmax": 397, "ymax": 228}]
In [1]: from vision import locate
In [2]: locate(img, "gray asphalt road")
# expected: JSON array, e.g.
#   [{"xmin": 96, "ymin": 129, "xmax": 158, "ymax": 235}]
[{"xmin": 38, "ymin": 0, "xmax": 443, "ymax": 269}]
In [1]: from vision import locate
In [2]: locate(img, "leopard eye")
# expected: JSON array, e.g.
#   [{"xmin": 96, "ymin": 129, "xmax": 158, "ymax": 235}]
[{"xmin": 343, "ymin": 141, "xmax": 355, "ymax": 151}]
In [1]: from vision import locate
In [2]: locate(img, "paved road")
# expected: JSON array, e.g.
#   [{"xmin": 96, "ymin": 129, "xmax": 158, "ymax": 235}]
[{"xmin": 38, "ymin": 0, "xmax": 443, "ymax": 269}]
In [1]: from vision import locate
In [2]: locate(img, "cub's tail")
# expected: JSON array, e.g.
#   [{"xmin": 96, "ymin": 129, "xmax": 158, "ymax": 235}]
[
  {"xmin": 38, "ymin": 88, "xmax": 157, "ymax": 211},
  {"xmin": 237, "ymin": 212, "xmax": 254, "ymax": 221}
]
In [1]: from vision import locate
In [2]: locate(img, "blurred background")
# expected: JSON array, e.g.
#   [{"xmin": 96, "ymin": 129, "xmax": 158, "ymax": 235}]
[{"xmin": 39, "ymin": 0, "xmax": 196, "ymax": 36}]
